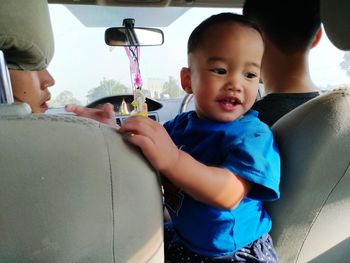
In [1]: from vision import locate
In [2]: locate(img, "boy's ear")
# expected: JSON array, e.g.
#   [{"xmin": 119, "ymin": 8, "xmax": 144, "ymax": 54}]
[
  {"xmin": 311, "ymin": 27, "xmax": 322, "ymax": 49},
  {"xmin": 180, "ymin": 67, "xmax": 192, "ymax": 94}
]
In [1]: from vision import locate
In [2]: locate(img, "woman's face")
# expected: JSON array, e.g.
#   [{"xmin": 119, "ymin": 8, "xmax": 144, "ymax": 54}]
[{"xmin": 10, "ymin": 69, "xmax": 55, "ymax": 113}]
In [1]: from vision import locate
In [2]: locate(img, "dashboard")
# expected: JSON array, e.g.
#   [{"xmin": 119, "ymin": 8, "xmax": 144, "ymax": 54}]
[
  {"xmin": 86, "ymin": 95, "xmax": 163, "ymax": 124},
  {"xmin": 47, "ymin": 95, "xmax": 193, "ymax": 125}
]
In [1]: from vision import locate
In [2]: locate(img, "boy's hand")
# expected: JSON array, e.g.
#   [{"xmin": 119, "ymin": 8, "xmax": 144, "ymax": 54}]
[
  {"xmin": 65, "ymin": 103, "xmax": 118, "ymax": 127},
  {"xmin": 118, "ymin": 116, "xmax": 180, "ymax": 173}
]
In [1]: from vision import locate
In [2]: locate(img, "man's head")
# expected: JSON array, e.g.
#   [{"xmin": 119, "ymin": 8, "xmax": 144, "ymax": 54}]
[
  {"xmin": 181, "ymin": 13, "xmax": 264, "ymax": 122},
  {"xmin": 243, "ymin": 0, "xmax": 321, "ymax": 54}
]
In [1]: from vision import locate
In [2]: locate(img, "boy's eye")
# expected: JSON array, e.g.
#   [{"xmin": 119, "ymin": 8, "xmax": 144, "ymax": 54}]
[
  {"xmin": 210, "ymin": 68, "xmax": 227, "ymax": 75},
  {"xmin": 244, "ymin": 72, "xmax": 258, "ymax": 79}
]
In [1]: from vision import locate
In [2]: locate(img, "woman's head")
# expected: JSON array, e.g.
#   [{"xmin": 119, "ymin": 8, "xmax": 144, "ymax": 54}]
[{"xmin": 10, "ymin": 69, "xmax": 55, "ymax": 113}]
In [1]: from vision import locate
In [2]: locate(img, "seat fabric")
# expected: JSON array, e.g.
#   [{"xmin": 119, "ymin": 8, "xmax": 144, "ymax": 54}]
[
  {"xmin": 0, "ymin": 114, "xmax": 164, "ymax": 262},
  {"xmin": 0, "ymin": 0, "xmax": 54, "ymax": 70},
  {"xmin": 269, "ymin": 88, "xmax": 350, "ymax": 263}
]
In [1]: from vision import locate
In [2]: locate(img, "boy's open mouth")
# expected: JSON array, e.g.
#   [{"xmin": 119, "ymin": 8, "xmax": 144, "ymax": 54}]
[{"xmin": 218, "ymin": 98, "xmax": 242, "ymax": 111}]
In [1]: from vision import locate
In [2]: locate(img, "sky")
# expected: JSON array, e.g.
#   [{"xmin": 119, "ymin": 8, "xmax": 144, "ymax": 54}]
[{"xmin": 47, "ymin": 5, "xmax": 350, "ymax": 104}]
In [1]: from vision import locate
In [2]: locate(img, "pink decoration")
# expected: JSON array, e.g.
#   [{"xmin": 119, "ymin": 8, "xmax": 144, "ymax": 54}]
[{"xmin": 124, "ymin": 46, "xmax": 143, "ymax": 91}]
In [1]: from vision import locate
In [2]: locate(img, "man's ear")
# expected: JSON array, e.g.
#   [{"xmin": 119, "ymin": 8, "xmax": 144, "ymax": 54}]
[
  {"xmin": 180, "ymin": 67, "xmax": 192, "ymax": 94},
  {"xmin": 311, "ymin": 27, "xmax": 322, "ymax": 48}
]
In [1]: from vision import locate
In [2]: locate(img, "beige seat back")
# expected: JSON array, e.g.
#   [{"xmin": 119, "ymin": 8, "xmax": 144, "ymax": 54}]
[
  {"xmin": 268, "ymin": 88, "xmax": 350, "ymax": 263},
  {"xmin": 0, "ymin": 0, "xmax": 164, "ymax": 262},
  {"xmin": 0, "ymin": 115, "xmax": 164, "ymax": 263},
  {"xmin": 267, "ymin": 1, "xmax": 350, "ymax": 261}
]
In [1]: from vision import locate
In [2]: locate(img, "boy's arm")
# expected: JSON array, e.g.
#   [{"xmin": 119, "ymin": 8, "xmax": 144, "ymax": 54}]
[
  {"xmin": 119, "ymin": 115, "xmax": 251, "ymax": 210},
  {"xmin": 65, "ymin": 103, "xmax": 119, "ymax": 127}
]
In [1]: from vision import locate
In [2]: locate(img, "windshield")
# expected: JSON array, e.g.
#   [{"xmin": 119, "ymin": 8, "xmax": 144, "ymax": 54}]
[{"xmin": 47, "ymin": 4, "xmax": 350, "ymax": 108}]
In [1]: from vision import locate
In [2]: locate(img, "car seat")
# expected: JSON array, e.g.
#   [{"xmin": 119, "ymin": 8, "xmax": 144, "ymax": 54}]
[
  {"xmin": 267, "ymin": 1, "xmax": 350, "ymax": 262},
  {"xmin": 268, "ymin": 88, "xmax": 350, "ymax": 263},
  {"xmin": 0, "ymin": 0, "xmax": 164, "ymax": 262}
]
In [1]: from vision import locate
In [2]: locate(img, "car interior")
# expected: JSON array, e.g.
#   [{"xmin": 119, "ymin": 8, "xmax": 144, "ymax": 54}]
[
  {"xmin": 0, "ymin": 0, "xmax": 349, "ymax": 262},
  {"xmin": 0, "ymin": 1, "xmax": 163, "ymax": 262}
]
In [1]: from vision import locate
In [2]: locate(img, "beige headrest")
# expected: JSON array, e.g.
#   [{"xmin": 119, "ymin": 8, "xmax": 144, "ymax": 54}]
[
  {"xmin": 0, "ymin": 0, "xmax": 54, "ymax": 70},
  {"xmin": 321, "ymin": 0, "xmax": 350, "ymax": 50}
]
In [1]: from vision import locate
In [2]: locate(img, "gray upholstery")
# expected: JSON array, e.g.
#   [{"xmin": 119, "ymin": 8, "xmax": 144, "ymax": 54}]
[
  {"xmin": 321, "ymin": 0, "xmax": 350, "ymax": 51},
  {"xmin": 0, "ymin": 0, "xmax": 164, "ymax": 262},
  {"xmin": 0, "ymin": 115, "xmax": 164, "ymax": 262},
  {"xmin": 269, "ymin": 88, "xmax": 350, "ymax": 263},
  {"xmin": 0, "ymin": 102, "xmax": 31, "ymax": 116},
  {"xmin": 269, "ymin": 1, "xmax": 350, "ymax": 261},
  {"xmin": 0, "ymin": 0, "xmax": 54, "ymax": 70}
]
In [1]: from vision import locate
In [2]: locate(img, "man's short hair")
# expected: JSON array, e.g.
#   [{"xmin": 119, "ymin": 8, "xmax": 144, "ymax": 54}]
[{"xmin": 243, "ymin": 0, "xmax": 321, "ymax": 54}]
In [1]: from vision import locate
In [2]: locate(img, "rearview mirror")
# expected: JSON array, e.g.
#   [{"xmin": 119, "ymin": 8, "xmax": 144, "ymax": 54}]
[{"xmin": 105, "ymin": 27, "xmax": 164, "ymax": 46}]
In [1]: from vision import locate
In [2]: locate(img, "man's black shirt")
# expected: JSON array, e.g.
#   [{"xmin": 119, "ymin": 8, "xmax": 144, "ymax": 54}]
[{"xmin": 253, "ymin": 92, "xmax": 320, "ymax": 127}]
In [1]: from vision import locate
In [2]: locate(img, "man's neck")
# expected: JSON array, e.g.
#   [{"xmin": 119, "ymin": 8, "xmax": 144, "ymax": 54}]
[
  {"xmin": 264, "ymin": 77, "xmax": 319, "ymax": 95},
  {"xmin": 262, "ymin": 45, "xmax": 320, "ymax": 95}
]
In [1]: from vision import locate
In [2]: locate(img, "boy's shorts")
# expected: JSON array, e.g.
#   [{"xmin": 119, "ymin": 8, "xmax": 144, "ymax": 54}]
[{"xmin": 164, "ymin": 222, "xmax": 278, "ymax": 263}]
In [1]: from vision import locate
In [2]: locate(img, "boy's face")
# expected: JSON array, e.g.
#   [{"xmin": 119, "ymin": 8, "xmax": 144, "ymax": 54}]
[
  {"xmin": 181, "ymin": 22, "xmax": 264, "ymax": 122},
  {"xmin": 10, "ymin": 69, "xmax": 55, "ymax": 113}
]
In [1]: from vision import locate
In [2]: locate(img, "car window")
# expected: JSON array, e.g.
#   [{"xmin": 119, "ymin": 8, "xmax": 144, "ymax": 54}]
[
  {"xmin": 47, "ymin": 4, "xmax": 350, "ymax": 116},
  {"xmin": 47, "ymin": 5, "xmax": 234, "ymax": 108}
]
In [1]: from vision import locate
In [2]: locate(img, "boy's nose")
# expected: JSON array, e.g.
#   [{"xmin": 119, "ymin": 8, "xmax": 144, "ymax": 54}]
[{"xmin": 224, "ymin": 76, "xmax": 242, "ymax": 92}]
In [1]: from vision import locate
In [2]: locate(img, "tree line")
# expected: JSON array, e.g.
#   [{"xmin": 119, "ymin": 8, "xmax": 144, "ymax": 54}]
[{"xmin": 49, "ymin": 76, "xmax": 184, "ymax": 107}]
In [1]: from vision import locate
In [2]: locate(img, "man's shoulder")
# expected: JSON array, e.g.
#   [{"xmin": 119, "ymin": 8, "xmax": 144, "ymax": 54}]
[
  {"xmin": 252, "ymin": 92, "xmax": 320, "ymax": 126},
  {"xmin": 254, "ymin": 92, "xmax": 320, "ymax": 105}
]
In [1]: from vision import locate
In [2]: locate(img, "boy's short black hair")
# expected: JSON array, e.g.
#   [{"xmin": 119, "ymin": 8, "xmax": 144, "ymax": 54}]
[
  {"xmin": 243, "ymin": 0, "xmax": 321, "ymax": 54},
  {"xmin": 188, "ymin": 12, "xmax": 262, "ymax": 54}
]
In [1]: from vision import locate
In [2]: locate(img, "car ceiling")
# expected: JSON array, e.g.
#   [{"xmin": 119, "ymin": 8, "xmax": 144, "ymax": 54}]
[
  {"xmin": 47, "ymin": 0, "xmax": 244, "ymax": 8},
  {"xmin": 48, "ymin": 0, "xmax": 244, "ymax": 28},
  {"xmin": 62, "ymin": 5, "xmax": 191, "ymax": 27},
  {"xmin": 46, "ymin": 0, "xmax": 350, "ymax": 51}
]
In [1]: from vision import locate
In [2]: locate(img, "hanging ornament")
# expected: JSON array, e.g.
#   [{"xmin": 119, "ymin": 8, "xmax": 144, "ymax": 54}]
[{"xmin": 125, "ymin": 46, "xmax": 148, "ymax": 117}]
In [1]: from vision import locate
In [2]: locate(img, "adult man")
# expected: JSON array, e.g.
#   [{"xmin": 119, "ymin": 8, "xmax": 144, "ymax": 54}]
[{"xmin": 243, "ymin": 0, "xmax": 322, "ymax": 126}]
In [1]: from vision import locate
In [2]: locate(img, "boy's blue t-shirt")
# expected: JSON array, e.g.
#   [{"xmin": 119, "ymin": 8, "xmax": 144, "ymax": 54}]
[{"xmin": 163, "ymin": 110, "xmax": 280, "ymax": 257}]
